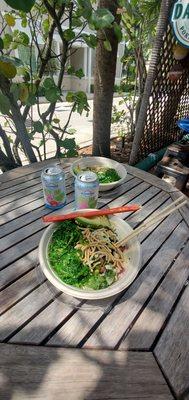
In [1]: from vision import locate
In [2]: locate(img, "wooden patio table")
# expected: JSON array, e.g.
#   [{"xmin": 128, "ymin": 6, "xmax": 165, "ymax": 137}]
[{"xmin": 0, "ymin": 158, "xmax": 189, "ymax": 400}]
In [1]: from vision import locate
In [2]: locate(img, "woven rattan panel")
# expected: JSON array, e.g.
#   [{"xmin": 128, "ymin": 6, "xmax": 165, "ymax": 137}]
[{"xmin": 139, "ymin": 25, "xmax": 189, "ymax": 159}]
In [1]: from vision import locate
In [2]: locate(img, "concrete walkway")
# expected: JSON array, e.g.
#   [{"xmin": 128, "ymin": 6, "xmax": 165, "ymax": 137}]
[{"xmin": 0, "ymin": 97, "xmax": 123, "ymax": 164}]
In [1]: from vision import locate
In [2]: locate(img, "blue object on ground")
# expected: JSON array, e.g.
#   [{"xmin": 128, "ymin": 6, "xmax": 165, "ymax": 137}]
[{"xmin": 177, "ymin": 118, "xmax": 189, "ymax": 133}]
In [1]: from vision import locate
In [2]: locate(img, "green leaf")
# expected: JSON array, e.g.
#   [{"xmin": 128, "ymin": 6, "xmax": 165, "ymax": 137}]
[
  {"xmin": 77, "ymin": 0, "xmax": 92, "ymax": 19},
  {"xmin": 66, "ymin": 91, "xmax": 75, "ymax": 102},
  {"xmin": 42, "ymin": 19, "xmax": 49, "ymax": 35},
  {"xmin": 13, "ymin": 31, "xmax": 29, "ymax": 46},
  {"xmin": 10, "ymin": 83, "xmax": 20, "ymax": 101},
  {"xmin": 72, "ymin": 17, "xmax": 83, "ymax": 28},
  {"xmin": 0, "ymin": 38, "xmax": 4, "ymax": 50},
  {"xmin": 114, "ymin": 22, "xmax": 122, "ymax": 42},
  {"xmin": 91, "ymin": 8, "xmax": 114, "ymax": 30},
  {"xmin": 33, "ymin": 121, "xmax": 44, "ymax": 133},
  {"xmin": 59, "ymin": 138, "xmax": 76, "ymax": 150},
  {"xmin": 66, "ymin": 148, "xmax": 78, "ymax": 157},
  {"xmin": 19, "ymin": 83, "xmax": 29, "ymax": 102},
  {"xmin": 63, "ymin": 29, "xmax": 75, "ymax": 41},
  {"xmin": 53, "ymin": 118, "xmax": 60, "ymax": 124},
  {"xmin": 104, "ymin": 40, "xmax": 112, "ymax": 51},
  {"xmin": 7, "ymin": 56, "xmax": 24, "ymax": 67},
  {"xmin": 67, "ymin": 65, "xmax": 75, "ymax": 75},
  {"xmin": 4, "ymin": 14, "xmax": 16, "ymax": 27},
  {"xmin": 3, "ymin": 33, "xmax": 12, "ymax": 49},
  {"xmin": 0, "ymin": 92, "xmax": 11, "ymax": 115},
  {"xmin": 45, "ymin": 86, "xmax": 61, "ymax": 102},
  {"xmin": 26, "ymin": 93, "xmax": 36, "ymax": 106},
  {"xmin": 82, "ymin": 34, "xmax": 97, "ymax": 48},
  {"xmin": 21, "ymin": 18, "xmax": 27, "ymax": 28},
  {"xmin": 75, "ymin": 68, "xmax": 85, "ymax": 79},
  {"xmin": 43, "ymin": 77, "xmax": 54, "ymax": 89},
  {"xmin": 0, "ymin": 59, "xmax": 17, "ymax": 79},
  {"xmin": 4, "ymin": 0, "xmax": 35, "ymax": 12},
  {"xmin": 74, "ymin": 91, "xmax": 90, "ymax": 114}
]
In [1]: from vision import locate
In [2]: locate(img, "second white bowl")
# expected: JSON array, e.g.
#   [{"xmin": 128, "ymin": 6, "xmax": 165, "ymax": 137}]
[{"xmin": 70, "ymin": 156, "xmax": 127, "ymax": 191}]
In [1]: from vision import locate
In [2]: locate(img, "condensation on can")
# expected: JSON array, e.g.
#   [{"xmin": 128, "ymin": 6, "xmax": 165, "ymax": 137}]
[
  {"xmin": 41, "ymin": 164, "xmax": 66, "ymax": 209},
  {"xmin": 75, "ymin": 171, "xmax": 99, "ymax": 209}
]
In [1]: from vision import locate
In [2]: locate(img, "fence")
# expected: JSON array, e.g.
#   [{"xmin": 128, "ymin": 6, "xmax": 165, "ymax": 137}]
[{"xmin": 138, "ymin": 25, "xmax": 189, "ymax": 160}]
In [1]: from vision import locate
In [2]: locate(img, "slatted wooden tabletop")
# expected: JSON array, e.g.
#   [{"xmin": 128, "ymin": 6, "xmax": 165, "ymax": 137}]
[{"xmin": 0, "ymin": 158, "xmax": 189, "ymax": 400}]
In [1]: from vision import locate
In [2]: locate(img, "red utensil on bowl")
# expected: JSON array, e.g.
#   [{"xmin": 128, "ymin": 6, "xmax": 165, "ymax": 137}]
[{"xmin": 42, "ymin": 204, "xmax": 141, "ymax": 223}]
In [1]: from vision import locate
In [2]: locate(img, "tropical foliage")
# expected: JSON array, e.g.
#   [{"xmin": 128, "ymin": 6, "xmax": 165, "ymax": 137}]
[
  {"xmin": 112, "ymin": 0, "xmax": 161, "ymax": 150},
  {"xmin": 0, "ymin": 0, "xmax": 119, "ymax": 170}
]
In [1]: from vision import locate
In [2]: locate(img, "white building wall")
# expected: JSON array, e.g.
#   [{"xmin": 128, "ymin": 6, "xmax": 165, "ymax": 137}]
[{"xmin": 0, "ymin": 3, "xmax": 124, "ymax": 94}]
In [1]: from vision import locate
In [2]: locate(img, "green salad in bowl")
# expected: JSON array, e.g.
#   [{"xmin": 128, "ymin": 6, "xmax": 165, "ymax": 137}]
[{"xmin": 73, "ymin": 166, "xmax": 121, "ymax": 184}]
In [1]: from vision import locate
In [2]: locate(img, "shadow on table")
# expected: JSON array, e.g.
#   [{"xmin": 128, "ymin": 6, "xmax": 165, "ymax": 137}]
[
  {"xmin": 0, "ymin": 300, "xmax": 186, "ymax": 399},
  {"xmin": 0, "ymin": 324, "xmax": 173, "ymax": 400}
]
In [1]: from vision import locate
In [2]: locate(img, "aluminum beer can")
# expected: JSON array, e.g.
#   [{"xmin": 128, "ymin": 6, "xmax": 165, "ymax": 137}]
[
  {"xmin": 41, "ymin": 164, "xmax": 66, "ymax": 209},
  {"xmin": 75, "ymin": 171, "xmax": 99, "ymax": 209}
]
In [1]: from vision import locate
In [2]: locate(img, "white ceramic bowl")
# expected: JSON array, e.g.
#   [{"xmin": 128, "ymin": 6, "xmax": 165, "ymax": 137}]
[
  {"xmin": 39, "ymin": 212, "xmax": 141, "ymax": 300},
  {"xmin": 70, "ymin": 156, "xmax": 127, "ymax": 191}
]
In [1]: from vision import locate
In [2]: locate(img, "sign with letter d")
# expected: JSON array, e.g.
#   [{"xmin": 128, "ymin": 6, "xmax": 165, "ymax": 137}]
[{"xmin": 171, "ymin": 0, "xmax": 189, "ymax": 47}]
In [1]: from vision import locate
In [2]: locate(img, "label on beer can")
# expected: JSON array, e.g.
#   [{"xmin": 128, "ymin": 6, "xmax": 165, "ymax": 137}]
[
  {"xmin": 41, "ymin": 165, "xmax": 66, "ymax": 209},
  {"xmin": 75, "ymin": 171, "xmax": 99, "ymax": 209}
]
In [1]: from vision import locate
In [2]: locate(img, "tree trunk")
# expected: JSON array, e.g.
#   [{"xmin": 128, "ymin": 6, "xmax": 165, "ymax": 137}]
[
  {"xmin": 0, "ymin": 125, "xmax": 16, "ymax": 165},
  {"xmin": 10, "ymin": 101, "xmax": 37, "ymax": 164},
  {"xmin": 92, "ymin": 0, "xmax": 120, "ymax": 157},
  {"xmin": 0, "ymin": 74, "xmax": 37, "ymax": 164},
  {"xmin": 129, "ymin": 0, "xmax": 174, "ymax": 165}
]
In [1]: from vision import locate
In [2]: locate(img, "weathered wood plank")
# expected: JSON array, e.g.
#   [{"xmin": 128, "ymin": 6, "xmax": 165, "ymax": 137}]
[
  {"xmin": 0, "ymin": 268, "xmax": 45, "ymax": 315},
  {"xmin": 0, "ymin": 283, "xmax": 56, "ymax": 341},
  {"xmin": 9, "ymin": 294, "xmax": 81, "ymax": 344},
  {"xmin": 99, "ymin": 181, "xmax": 150, "ymax": 212},
  {"xmin": 106, "ymin": 185, "xmax": 161, "ymax": 221},
  {"xmin": 120, "ymin": 241, "xmax": 189, "ymax": 350},
  {"xmin": 0, "ymin": 158, "xmax": 59, "ymax": 184},
  {"xmin": 170, "ymin": 192, "xmax": 189, "ymax": 228},
  {"xmin": 0, "ymin": 205, "xmax": 50, "ymax": 239},
  {"xmin": 47, "ymin": 302, "xmax": 110, "ymax": 348},
  {"xmin": 0, "ymin": 249, "xmax": 38, "ymax": 291},
  {"xmin": 0, "ymin": 177, "xmax": 41, "ymax": 199},
  {"xmin": 0, "ymin": 171, "xmax": 73, "ymax": 208},
  {"xmin": 155, "ymin": 285, "xmax": 189, "ymax": 400},
  {"xmin": 0, "ymin": 163, "xmax": 71, "ymax": 190},
  {"xmin": 125, "ymin": 164, "xmax": 179, "ymax": 193},
  {"xmin": 0, "ymin": 169, "xmax": 73, "ymax": 201},
  {"xmin": 0, "ymin": 230, "xmax": 44, "ymax": 270},
  {"xmin": 82, "ymin": 221, "xmax": 188, "ymax": 350},
  {"xmin": 0, "ymin": 189, "xmax": 43, "ymax": 215},
  {"xmin": 0, "ymin": 170, "xmax": 42, "ymax": 190},
  {"xmin": 0, "ymin": 344, "xmax": 173, "ymax": 400},
  {"xmin": 0, "ymin": 185, "xmax": 74, "ymax": 221},
  {"xmin": 0, "ymin": 188, "xmax": 74, "ymax": 227},
  {"xmin": 127, "ymin": 191, "xmax": 169, "ymax": 228},
  {"xmin": 139, "ymin": 210, "xmax": 182, "ymax": 264}
]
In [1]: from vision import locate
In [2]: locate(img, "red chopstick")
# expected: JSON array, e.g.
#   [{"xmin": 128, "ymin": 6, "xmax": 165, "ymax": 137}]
[{"xmin": 42, "ymin": 205, "xmax": 141, "ymax": 223}]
